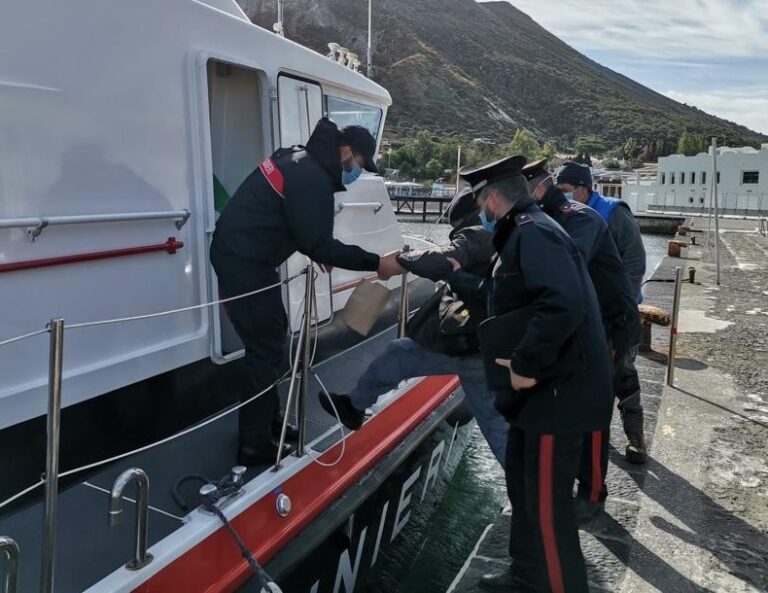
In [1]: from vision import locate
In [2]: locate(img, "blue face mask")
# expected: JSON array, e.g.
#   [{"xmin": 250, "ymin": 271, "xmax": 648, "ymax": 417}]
[
  {"xmin": 479, "ymin": 208, "xmax": 496, "ymax": 233},
  {"xmin": 342, "ymin": 162, "xmax": 362, "ymax": 186}
]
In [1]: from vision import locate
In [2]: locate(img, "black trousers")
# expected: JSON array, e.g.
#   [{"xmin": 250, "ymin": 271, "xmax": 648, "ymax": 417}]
[
  {"xmin": 577, "ymin": 347, "xmax": 643, "ymax": 502},
  {"xmin": 506, "ymin": 427, "xmax": 588, "ymax": 593},
  {"xmin": 219, "ymin": 268, "xmax": 288, "ymax": 450}
]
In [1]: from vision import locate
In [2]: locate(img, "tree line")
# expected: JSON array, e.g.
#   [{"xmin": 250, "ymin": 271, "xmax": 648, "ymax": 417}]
[{"xmin": 381, "ymin": 128, "xmax": 735, "ymax": 183}]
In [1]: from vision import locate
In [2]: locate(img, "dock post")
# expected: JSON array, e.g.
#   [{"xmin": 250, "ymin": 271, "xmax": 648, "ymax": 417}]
[
  {"xmin": 397, "ymin": 246, "xmax": 410, "ymax": 338},
  {"xmin": 40, "ymin": 318, "xmax": 64, "ymax": 593},
  {"xmin": 297, "ymin": 263, "xmax": 314, "ymax": 457},
  {"xmin": 666, "ymin": 267, "xmax": 682, "ymax": 387}
]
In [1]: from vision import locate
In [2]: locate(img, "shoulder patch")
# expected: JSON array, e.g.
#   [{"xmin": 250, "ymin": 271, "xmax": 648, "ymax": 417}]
[
  {"xmin": 514, "ymin": 212, "xmax": 534, "ymax": 226},
  {"xmin": 259, "ymin": 157, "xmax": 285, "ymax": 198},
  {"xmin": 559, "ymin": 201, "xmax": 586, "ymax": 216}
]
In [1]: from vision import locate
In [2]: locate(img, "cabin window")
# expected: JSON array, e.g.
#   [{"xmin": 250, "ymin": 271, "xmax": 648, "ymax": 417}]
[
  {"xmin": 742, "ymin": 171, "xmax": 759, "ymax": 184},
  {"xmin": 660, "ymin": 173, "xmax": 666, "ymax": 184},
  {"xmin": 278, "ymin": 74, "xmax": 323, "ymax": 147},
  {"xmin": 717, "ymin": 171, "xmax": 721, "ymax": 183},
  {"xmin": 680, "ymin": 172, "xmax": 685, "ymax": 184},
  {"xmin": 671, "ymin": 173, "xmax": 676, "ymax": 184},
  {"xmin": 701, "ymin": 171, "xmax": 707, "ymax": 184},
  {"xmin": 690, "ymin": 172, "xmax": 696, "ymax": 184},
  {"xmin": 326, "ymin": 96, "xmax": 383, "ymax": 139}
]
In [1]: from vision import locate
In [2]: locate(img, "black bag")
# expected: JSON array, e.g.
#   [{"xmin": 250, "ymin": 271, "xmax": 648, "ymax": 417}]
[
  {"xmin": 406, "ymin": 284, "xmax": 483, "ymax": 356},
  {"xmin": 478, "ymin": 307, "xmax": 584, "ymax": 391}
]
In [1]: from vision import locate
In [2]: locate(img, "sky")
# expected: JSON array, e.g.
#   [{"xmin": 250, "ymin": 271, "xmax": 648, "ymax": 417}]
[{"xmin": 502, "ymin": 0, "xmax": 768, "ymax": 135}]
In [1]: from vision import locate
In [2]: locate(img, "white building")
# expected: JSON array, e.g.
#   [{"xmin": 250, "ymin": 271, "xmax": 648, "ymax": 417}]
[{"xmin": 624, "ymin": 144, "xmax": 768, "ymax": 214}]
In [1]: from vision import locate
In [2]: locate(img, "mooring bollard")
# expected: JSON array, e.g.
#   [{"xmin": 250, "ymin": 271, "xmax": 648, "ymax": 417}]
[
  {"xmin": 41, "ymin": 318, "xmax": 64, "ymax": 593},
  {"xmin": 666, "ymin": 267, "xmax": 683, "ymax": 387}
]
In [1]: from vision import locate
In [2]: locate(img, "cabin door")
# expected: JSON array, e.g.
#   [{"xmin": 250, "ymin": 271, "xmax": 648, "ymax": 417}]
[
  {"xmin": 277, "ymin": 74, "xmax": 334, "ymax": 332},
  {"xmin": 206, "ymin": 59, "xmax": 272, "ymax": 361}
]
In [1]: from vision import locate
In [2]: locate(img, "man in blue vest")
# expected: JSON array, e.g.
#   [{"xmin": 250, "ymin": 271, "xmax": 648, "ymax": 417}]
[{"xmin": 556, "ymin": 160, "xmax": 648, "ymax": 465}]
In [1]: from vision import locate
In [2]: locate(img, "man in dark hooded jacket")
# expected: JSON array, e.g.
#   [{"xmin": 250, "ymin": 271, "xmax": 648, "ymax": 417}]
[
  {"xmin": 211, "ymin": 118, "xmax": 401, "ymax": 465},
  {"xmin": 318, "ymin": 186, "xmax": 509, "ymax": 464}
]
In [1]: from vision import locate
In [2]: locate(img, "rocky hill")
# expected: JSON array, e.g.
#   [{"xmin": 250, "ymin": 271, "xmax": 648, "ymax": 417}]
[{"xmin": 239, "ymin": 0, "xmax": 766, "ymax": 149}]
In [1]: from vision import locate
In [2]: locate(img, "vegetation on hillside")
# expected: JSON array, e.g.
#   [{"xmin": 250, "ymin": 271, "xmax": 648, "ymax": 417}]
[{"xmin": 242, "ymin": 0, "xmax": 767, "ymax": 161}]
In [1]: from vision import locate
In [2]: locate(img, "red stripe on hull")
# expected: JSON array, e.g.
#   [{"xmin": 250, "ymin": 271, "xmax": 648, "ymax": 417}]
[
  {"xmin": 539, "ymin": 434, "xmax": 565, "ymax": 593},
  {"xmin": 132, "ymin": 375, "xmax": 459, "ymax": 593}
]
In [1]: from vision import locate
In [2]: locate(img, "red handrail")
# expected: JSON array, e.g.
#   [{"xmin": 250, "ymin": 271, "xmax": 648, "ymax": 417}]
[{"xmin": 0, "ymin": 237, "xmax": 184, "ymax": 274}]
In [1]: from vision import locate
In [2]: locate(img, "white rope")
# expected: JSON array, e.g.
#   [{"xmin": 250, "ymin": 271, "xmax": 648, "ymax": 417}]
[
  {"xmin": 58, "ymin": 371, "xmax": 288, "ymax": 479},
  {"xmin": 66, "ymin": 272, "xmax": 303, "ymax": 330},
  {"xmin": 0, "ymin": 328, "xmax": 49, "ymax": 347},
  {"xmin": 309, "ymin": 371, "xmax": 348, "ymax": 468},
  {"xmin": 0, "ymin": 272, "xmax": 305, "ymax": 344},
  {"xmin": 0, "ymin": 478, "xmax": 46, "ymax": 511}
]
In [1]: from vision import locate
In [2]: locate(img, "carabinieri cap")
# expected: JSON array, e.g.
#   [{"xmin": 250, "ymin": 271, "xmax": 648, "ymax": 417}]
[{"xmin": 458, "ymin": 154, "xmax": 527, "ymax": 193}]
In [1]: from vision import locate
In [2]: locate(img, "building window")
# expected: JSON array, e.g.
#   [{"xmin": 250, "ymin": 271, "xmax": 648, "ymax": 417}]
[
  {"xmin": 742, "ymin": 171, "xmax": 759, "ymax": 184},
  {"xmin": 701, "ymin": 171, "xmax": 707, "ymax": 184},
  {"xmin": 717, "ymin": 171, "xmax": 721, "ymax": 183},
  {"xmin": 671, "ymin": 172, "xmax": 676, "ymax": 184},
  {"xmin": 680, "ymin": 172, "xmax": 686, "ymax": 184},
  {"xmin": 691, "ymin": 172, "xmax": 696, "ymax": 184},
  {"xmin": 661, "ymin": 173, "xmax": 666, "ymax": 184}
]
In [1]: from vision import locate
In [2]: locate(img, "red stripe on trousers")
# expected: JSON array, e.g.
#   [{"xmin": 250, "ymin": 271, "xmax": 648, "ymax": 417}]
[
  {"xmin": 539, "ymin": 435, "xmax": 565, "ymax": 593},
  {"xmin": 590, "ymin": 430, "xmax": 602, "ymax": 503}
]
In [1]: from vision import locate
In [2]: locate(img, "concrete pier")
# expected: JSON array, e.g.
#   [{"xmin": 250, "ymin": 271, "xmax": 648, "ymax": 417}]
[{"xmin": 447, "ymin": 218, "xmax": 768, "ymax": 593}]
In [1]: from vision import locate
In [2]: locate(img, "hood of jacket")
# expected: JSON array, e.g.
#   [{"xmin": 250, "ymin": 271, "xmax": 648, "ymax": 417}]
[{"xmin": 305, "ymin": 117, "xmax": 346, "ymax": 193}]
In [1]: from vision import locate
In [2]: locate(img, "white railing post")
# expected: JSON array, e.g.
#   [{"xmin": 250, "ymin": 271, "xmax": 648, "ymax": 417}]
[{"xmin": 40, "ymin": 318, "xmax": 64, "ymax": 593}]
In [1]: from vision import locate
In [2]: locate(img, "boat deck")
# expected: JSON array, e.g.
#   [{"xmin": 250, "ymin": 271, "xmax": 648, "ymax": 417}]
[{"xmin": 0, "ymin": 327, "xmax": 400, "ymax": 593}]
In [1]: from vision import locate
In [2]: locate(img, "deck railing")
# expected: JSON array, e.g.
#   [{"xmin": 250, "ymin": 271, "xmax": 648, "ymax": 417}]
[{"xmin": 0, "ymin": 258, "xmax": 410, "ymax": 591}]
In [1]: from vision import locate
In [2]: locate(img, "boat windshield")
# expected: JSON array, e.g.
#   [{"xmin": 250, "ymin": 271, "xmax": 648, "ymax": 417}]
[{"xmin": 326, "ymin": 95, "xmax": 382, "ymax": 139}]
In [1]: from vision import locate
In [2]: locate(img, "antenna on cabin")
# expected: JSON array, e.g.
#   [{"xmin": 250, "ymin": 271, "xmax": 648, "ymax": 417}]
[
  {"xmin": 367, "ymin": 0, "xmax": 373, "ymax": 78},
  {"xmin": 273, "ymin": 0, "xmax": 285, "ymax": 37}
]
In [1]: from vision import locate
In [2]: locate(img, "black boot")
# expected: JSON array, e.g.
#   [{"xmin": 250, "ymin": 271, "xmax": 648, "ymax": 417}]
[
  {"xmin": 625, "ymin": 431, "xmax": 648, "ymax": 464},
  {"xmin": 271, "ymin": 412, "xmax": 299, "ymax": 442},
  {"xmin": 318, "ymin": 392, "xmax": 365, "ymax": 431},
  {"xmin": 478, "ymin": 568, "xmax": 527, "ymax": 592},
  {"xmin": 574, "ymin": 495, "xmax": 606, "ymax": 525}
]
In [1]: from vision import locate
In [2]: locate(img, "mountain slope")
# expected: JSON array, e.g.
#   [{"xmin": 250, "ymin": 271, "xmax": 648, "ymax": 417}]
[{"xmin": 239, "ymin": 0, "xmax": 766, "ymax": 148}]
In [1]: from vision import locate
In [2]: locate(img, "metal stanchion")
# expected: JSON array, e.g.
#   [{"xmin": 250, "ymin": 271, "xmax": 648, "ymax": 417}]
[
  {"xmin": 666, "ymin": 267, "xmax": 682, "ymax": 387},
  {"xmin": 41, "ymin": 318, "xmax": 64, "ymax": 593},
  {"xmin": 397, "ymin": 245, "xmax": 410, "ymax": 338},
  {"xmin": 297, "ymin": 264, "xmax": 314, "ymax": 457},
  {"xmin": 0, "ymin": 536, "xmax": 19, "ymax": 593}
]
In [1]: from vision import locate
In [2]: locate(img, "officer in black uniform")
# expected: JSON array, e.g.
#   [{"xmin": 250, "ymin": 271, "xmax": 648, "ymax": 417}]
[
  {"xmin": 210, "ymin": 118, "xmax": 401, "ymax": 466},
  {"xmin": 448, "ymin": 156, "xmax": 613, "ymax": 593},
  {"xmin": 523, "ymin": 159, "xmax": 640, "ymax": 523}
]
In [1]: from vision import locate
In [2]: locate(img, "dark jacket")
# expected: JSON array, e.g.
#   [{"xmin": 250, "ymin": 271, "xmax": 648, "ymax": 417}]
[
  {"xmin": 539, "ymin": 186, "xmax": 640, "ymax": 352},
  {"xmin": 449, "ymin": 197, "xmax": 613, "ymax": 434},
  {"xmin": 402, "ymin": 219, "xmax": 494, "ymax": 356},
  {"xmin": 210, "ymin": 120, "xmax": 379, "ymax": 290}
]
